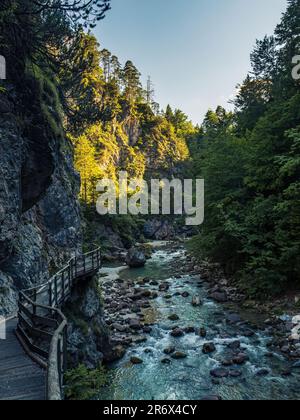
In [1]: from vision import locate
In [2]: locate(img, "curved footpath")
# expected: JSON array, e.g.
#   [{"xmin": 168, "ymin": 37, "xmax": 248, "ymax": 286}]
[
  {"xmin": 0, "ymin": 248, "xmax": 102, "ymax": 401},
  {"xmin": 0, "ymin": 319, "xmax": 45, "ymax": 400}
]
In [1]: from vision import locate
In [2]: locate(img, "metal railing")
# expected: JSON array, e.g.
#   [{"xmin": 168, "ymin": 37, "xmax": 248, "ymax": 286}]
[{"xmin": 16, "ymin": 248, "xmax": 102, "ymax": 400}]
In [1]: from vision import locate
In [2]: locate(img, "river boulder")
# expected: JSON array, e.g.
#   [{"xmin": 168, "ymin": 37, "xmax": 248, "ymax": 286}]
[
  {"xmin": 126, "ymin": 248, "xmax": 146, "ymax": 268},
  {"xmin": 192, "ymin": 295, "xmax": 202, "ymax": 307},
  {"xmin": 203, "ymin": 343, "xmax": 216, "ymax": 354},
  {"xmin": 171, "ymin": 351, "xmax": 187, "ymax": 359},
  {"xmin": 233, "ymin": 353, "xmax": 249, "ymax": 365},
  {"xmin": 130, "ymin": 357, "xmax": 143, "ymax": 365},
  {"xmin": 170, "ymin": 328, "xmax": 185, "ymax": 338},
  {"xmin": 209, "ymin": 291, "xmax": 228, "ymax": 303},
  {"xmin": 201, "ymin": 395, "xmax": 222, "ymax": 401},
  {"xmin": 210, "ymin": 368, "xmax": 229, "ymax": 378}
]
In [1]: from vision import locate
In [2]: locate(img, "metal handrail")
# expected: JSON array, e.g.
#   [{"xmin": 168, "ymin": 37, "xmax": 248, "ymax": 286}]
[{"xmin": 16, "ymin": 248, "xmax": 102, "ymax": 400}]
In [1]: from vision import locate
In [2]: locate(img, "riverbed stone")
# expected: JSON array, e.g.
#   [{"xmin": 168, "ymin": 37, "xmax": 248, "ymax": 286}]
[
  {"xmin": 184, "ymin": 326, "xmax": 196, "ymax": 334},
  {"xmin": 212, "ymin": 379, "xmax": 221, "ymax": 385},
  {"xmin": 256, "ymin": 369, "xmax": 270, "ymax": 376},
  {"xmin": 233, "ymin": 353, "xmax": 249, "ymax": 365},
  {"xmin": 159, "ymin": 282, "xmax": 169, "ymax": 292},
  {"xmin": 226, "ymin": 314, "xmax": 242, "ymax": 324},
  {"xmin": 210, "ymin": 292, "xmax": 228, "ymax": 303},
  {"xmin": 132, "ymin": 336, "xmax": 148, "ymax": 344},
  {"xmin": 164, "ymin": 346, "xmax": 176, "ymax": 355},
  {"xmin": 210, "ymin": 368, "xmax": 229, "ymax": 378},
  {"xmin": 169, "ymin": 314, "xmax": 180, "ymax": 321},
  {"xmin": 222, "ymin": 359, "xmax": 234, "ymax": 367},
  {"xmin": 126, "ymin": 248, "xmax": 146, "ymax": 268},
  {"xmin": 129, "ymin": 318, "xmax": 142, "ymax": 330},
  {"xmin": 107, "ymin": 345, "xmax": 126, "ymax": 362},
  {"xmin": 143, "ymin": 326, "xmax": 152, "ymax": 334},
  {"xmin": 142, "ymin": 290, "xmax": 152, "ymax": 298},
  {"xmin": 201, "ymin": 395, "xmax": 222, "ymax": 401},
  {"xmin": 229, "ymin": 369, "xmax": 242, "ymax": 378},
  {"xmin": 170, "ymin": 328, "xmax": 185, "ymax": 338},
  {"xmin": 130, "ymin": 357, "xmax": 143, "ymax": 365},
  {"xmin": 227, "ymin": 340, "xmax": 241, "ymax": 351},
  {"xmin": 281, "ymin": 369, "xmax": 292, "ymax": 376},
  {"xmin": 292, "ymin": 360, "xmax": 300, "ymax": 369},
  {"xmin": 199, "ymin": 328, "xmax": 207, "ymax": 338},
  {"xmin": 171, "ymin": 351, "xmax": 187, "ymax": 359},
  {"xmin": 192, "ymin": 295, "xmax": 202, "ymax": 306},
  {"xmin": 150, "ymin": 280, "xmax": 159, "ymax": 286},
  {"xmin": 203, "ymin": 343, "xmax": 216, "ymax": 354},
  {"xmin": 242, "ymin": 329, "xmax": 255, "ymax": 338}
]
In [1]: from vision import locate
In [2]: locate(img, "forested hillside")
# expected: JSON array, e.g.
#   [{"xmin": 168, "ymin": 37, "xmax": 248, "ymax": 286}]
[
  {"xmin": 0, "ymin": 1, "xmax": 115, "ymax": 315},
  {"xmin": 189, "ymin": 0, "xmax": 300, "ymax": 298},
  {"xmin": 0, "ymin": 0, "xmax": 195, "ymax": 314},
  {"xmin": 70, "ymin": 35, "xmax": 193, "ymax": 204},
  {"xmin": 1, "ymin": 0, "xmax": 300, "ymax": 307}
]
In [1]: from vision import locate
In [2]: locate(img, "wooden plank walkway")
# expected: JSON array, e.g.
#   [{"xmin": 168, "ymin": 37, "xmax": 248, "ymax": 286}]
[
  {"xmin": 0, "ymin": 248, "xmax": 101, "ymax": 400},
  {"xmin": 0, "ymin": 319, "xmax": 46, "ymax": 400}
]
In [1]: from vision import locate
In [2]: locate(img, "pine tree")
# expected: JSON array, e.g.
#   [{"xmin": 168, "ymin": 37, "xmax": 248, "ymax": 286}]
[
  {"xmin": 165, "ymin": 105, "xmax": 174, "ymax": 122},
  {"xmin": 74, "ymin": 135, "xmax": 102, "ymax": 204},
  {"xmin": 122, "ymin": 60, "xmax": 142, "ymax": 102},
  {"xmin": 101, "ymin": 49, "xmax": 112, "ymax": 82}
]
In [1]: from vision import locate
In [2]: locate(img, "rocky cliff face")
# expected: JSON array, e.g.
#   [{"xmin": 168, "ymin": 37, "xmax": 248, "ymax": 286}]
[
  {"xmin": 65, "ymin": 276, "xmax": 112, "ymax": 369},
  {"xmin": 0, "ymin": 84, "xmax": 82, "ymax": 316}
]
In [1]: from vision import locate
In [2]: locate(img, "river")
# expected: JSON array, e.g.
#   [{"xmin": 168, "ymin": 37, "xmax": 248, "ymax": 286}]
[{"xmin": 98, "ymin": 246, "xmax": 300, "ymax": 401}]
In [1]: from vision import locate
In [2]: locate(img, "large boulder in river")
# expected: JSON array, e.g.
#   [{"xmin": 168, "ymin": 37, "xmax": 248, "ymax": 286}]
[
  {"xmin": 126, "ymin": 247, "xmax": 146, "ymax": 268},
  {"xmin": 233, "ymin": 353, "xmax": 249, "ymax": 365},
  {"xmin": 209, "ymin": 291, "xmax": 228, "ymax": 303},
  {"xmin": 143, "ymin": 219, "xmax": 175, "ymax": 240},
  {"xmin": 170, "ymin": 328, "xmax": 185, "ymax": 338},
  {"xmin": 192, "ymin": 295, "xmax": 202, "ymax": 307},
  {"xmin": 202, "ymin": 343, "xmax": 216, "ymax": 354},
  {"xmin": 201, "ymin": 395, "xmax": 222, "ymax": 401},
  {"xmin": 210, "ymin": 368, "xmax": 229, "ymax": 378}
]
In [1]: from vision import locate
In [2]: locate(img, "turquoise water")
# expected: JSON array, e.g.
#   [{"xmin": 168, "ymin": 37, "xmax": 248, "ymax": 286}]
[{"xmin": 98, "ymin": 248, "xmax": 300, "ymax": 401}]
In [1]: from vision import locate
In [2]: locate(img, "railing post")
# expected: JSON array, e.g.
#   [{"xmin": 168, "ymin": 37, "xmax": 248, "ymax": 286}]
[
  {"xmin": 62, "ymin": 272, "xmax": 65, "ymax": 303},
  {"xmin": 68, "ymin": 264, "xmax": 72, "ymax": 292},
  {"xmin": 74, "ymin": 256, "xmax": 77, "ymax": 278},
  {"xmin": 63, "ymin": 325, "xmax": 67, "ymax": 373},
  {"xmin": 49, "ymin": 283, "xmax": 53, "ymax": 307},
  {"xmin": 32, "ymin": 289, "xmax": 37, "ymax": 316},
  {"xmin": 57, "ymin": 339, "xmax": 62, "ymax": 391},
  {"xmin": 54, "ymin": 276, "xmax": 58, "ymax": 307},
  {"xmin": 98, "ymin": 249, "xmax": 101, "ymax": 268}
]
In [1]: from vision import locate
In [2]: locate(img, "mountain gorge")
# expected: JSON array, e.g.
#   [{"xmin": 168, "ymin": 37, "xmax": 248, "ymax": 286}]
[{"xmin": 0, "ymin": 1, "xmax": 194, "ymax": 318}]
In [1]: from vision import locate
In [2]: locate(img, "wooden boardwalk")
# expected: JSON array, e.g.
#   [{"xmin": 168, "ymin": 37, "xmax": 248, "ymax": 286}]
[
  {"xmin": 0, "ymin": 319, "xmax": 46, "ymax": 400},
  {"xmin": 0, "ymin": 248, "xmax": 101, "ymax": 400}
]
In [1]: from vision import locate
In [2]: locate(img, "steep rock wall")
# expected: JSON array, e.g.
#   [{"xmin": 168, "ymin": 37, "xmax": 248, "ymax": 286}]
[{"xmin": 0, "ymin": 81, "xmax": 82, "ymax": 316}]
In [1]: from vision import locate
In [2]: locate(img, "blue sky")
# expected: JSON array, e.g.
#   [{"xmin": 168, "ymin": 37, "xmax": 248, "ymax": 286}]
[{"xmin": 95, "ymin": 0, "xmax": 288, "ymax": 124}]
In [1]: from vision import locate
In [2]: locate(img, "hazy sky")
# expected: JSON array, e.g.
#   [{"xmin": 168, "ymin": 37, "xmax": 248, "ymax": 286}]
[{"xmin": 95, "ymin": 0, "xmax": 288, "ymax": 124}]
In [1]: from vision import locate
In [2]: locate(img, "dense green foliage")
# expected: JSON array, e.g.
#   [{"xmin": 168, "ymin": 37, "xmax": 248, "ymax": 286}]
[
  {"xmin": 189, "ymin": 0, "xmax": 300, "ymax": 298},
  {"xmin": 1, "ymin": 0, "xmax": 299, "ymax": 300},
  {"xmin": 70, "ymin": 34, "xmax": 193, "ymax": 203},
  {"xmin": 65, "ymin": 364, "xmax": 107, "ymax": 400}
]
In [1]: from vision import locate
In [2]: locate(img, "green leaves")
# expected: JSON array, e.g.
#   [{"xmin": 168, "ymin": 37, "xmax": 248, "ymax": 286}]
[
  {"xmin": 65, "ymin": 364, "xmax": 107, "ymax": 400},
  {"xmin": 189, "ymin": 3, "xmax": 300, "ymax": 297}
]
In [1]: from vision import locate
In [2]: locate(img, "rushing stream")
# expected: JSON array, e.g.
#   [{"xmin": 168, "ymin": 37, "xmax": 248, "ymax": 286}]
[{"xmin": 98, "ymin": 246, "xmax": 300, "ymax": 401}]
